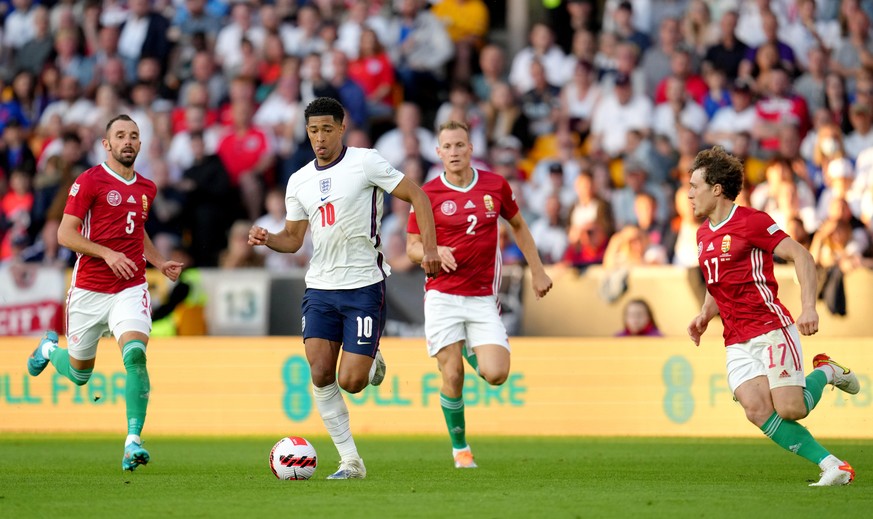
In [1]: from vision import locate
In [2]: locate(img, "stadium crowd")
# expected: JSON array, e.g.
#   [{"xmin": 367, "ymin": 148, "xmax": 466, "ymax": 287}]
[{"xmin": 3, "ymin": 0, "xmax": 873, "ymax": 286}]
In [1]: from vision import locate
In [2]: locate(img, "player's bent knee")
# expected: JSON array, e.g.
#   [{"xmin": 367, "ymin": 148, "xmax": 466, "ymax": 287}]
[
  {"xmin": 775, "ymin": 403, "xmax": 808, "ymax": 422},
  {"xmin": 338, "ymin": 374, "xmax": 368, "ymax": 394},
  {"xmin": 478, "ymin": 367, "xmax": 509, "ymax": 386}
]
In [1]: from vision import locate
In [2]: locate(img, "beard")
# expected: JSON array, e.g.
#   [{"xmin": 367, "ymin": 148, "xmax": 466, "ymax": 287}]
[{"xmin": 112, "ymin": 146, "xmax": 138, "ymax": 167}]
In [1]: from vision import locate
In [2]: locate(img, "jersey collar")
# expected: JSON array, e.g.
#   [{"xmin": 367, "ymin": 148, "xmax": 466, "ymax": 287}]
[
  {"xmin": 708, "ymin": 204, "xmax": 738, "ymax": 231},
  {"xmin": 439, "ymin": 168, "xmax": 479, "ymax": 192},
  {"xmin": 101, "ymin": 162, "xmax": 137, "ymax": 185},
  {"xmin": 314, "ymin": 146, "xmax": 347, "ymax": 171}
]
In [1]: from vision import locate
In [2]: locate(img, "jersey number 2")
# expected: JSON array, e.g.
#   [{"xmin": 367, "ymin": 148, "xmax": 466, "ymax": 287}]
[{"xmin": 318, "ymin": 203, "xmax": 336, "ymax": 227}]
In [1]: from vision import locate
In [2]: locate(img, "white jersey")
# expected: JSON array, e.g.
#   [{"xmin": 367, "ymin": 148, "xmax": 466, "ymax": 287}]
[{"xmin": 285, "ymin": 146, "xmax": 404, "ymax": 289}]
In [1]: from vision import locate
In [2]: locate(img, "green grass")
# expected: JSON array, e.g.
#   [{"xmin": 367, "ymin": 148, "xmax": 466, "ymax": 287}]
[{"xmin": 0, "ymin": 435, "xmax": 871, "ymax": 519}]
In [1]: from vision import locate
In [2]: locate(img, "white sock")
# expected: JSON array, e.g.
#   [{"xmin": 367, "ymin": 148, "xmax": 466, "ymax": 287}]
[
  {"xmin": 819, "ymin": 454, "xmax": 842, "ymax": 470},
  {"xmin": 312, "ymin": 382, "xmax": 359, "ymax": 462},
  {"xmin": 452, "ymin": 445, "xmax": 471, "ymax": 457},
  {"xmin": 41, "ymin": 340, "xmax": 58, "ymax": 358},
  {"xmin": 815, "ymin": 365, "xmax": 835, "ymax": 384},
  {"xmin": 125, "ymin": 434, "xmax": 142, "ymax": 446}
]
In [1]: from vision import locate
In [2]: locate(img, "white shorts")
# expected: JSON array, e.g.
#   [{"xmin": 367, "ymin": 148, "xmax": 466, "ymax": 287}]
[
  {"xmin": 66, "ymin": 282, "xmax": 152, "ymax": 360},
  {"xmin": 423, "ymin": 290, "xmax": 510, "ymax": 358},
  {"xmin": 725, "ymin": 324, "xmax": 806, "ymax": 394}
]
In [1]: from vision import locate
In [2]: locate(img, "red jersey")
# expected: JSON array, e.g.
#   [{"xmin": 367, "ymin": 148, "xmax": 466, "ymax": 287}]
[
  {"xmin": 696, "ymin": 205, "xmax": 793, "ymax": 345},
  {"xmin": 216, "ymin": 127, "xmax": 272, "ymax": 185},
  {"xmin": 64, "ymin": 164, "xmax": 156, "ymax": 294},
  {"xmin": 408, "ymin": 168, "xmax": 519, "ymax": 296}
]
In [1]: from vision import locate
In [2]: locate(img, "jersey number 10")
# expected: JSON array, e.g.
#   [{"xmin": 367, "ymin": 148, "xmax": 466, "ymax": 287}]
[{"xmin": 318, "ymin": 203, "xmax": 336, "ymax": 227}]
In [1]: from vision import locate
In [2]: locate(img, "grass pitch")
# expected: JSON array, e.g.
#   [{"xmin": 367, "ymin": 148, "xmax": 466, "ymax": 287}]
[{"xmin": 0, "ymin": 435, "xmax": 870, "ymax": 518}]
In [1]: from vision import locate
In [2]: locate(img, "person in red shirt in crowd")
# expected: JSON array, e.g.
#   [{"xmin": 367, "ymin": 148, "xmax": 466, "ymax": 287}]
[
  {"xmin": 654, "ymin": 48, "xmax": 708, "ymax": 105},
  {"xmin": 753, "ymin": 66, "xmax": 810, "ymax": 153},
  {"xmin": 216, "ymin": 99, "xmax": 273, "ymax": 221}
]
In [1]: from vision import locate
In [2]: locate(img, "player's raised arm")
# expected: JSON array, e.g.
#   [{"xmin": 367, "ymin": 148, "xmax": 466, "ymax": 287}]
[
  {"xmin": 58, "ymin": 212, "xmax": 138, "ymax": 280},
  {"xmin": 773, "ymin": 236, "xmax": 820, "ymax": 336},
  {"xmin": 248, "ymin": 219, "xmax": 309, "ymax": 253},
  {"xmin": 506, "ymin": 212, "xmax": 552, "ymax": 299},
  {"xmin": 392, "ymin": 176, "xmax": 441, "ymax": 277}
]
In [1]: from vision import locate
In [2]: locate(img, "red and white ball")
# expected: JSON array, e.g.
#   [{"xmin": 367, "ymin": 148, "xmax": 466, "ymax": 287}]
[{"xmin": 270, "ymin": 436, "xmax": 318, "ymax": 480}]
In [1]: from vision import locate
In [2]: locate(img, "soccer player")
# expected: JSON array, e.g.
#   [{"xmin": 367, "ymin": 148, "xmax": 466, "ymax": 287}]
[
  {"xmin": 686, "ymin": 147, "xmax": 859, "ymax": 487},
  {"xmin": 406, "ymin": 120, "xmax": 553, "ymax": 469},
  {"xmin": 26, "ymin": 114, "xmax": 183, "ymax": 471},
  {"xmin": 248, "ymin": 97, "xmax": 441, "ymax": 479}
]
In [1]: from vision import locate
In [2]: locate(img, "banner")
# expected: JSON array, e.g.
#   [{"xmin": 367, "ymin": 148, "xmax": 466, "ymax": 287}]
[
  {"xmin": 0, "ymin": 337, "xmax": 869, "ymax": 437},
  {"xmin": 0, "ymin": 264, "xmax": 64, "ymax": 336}
]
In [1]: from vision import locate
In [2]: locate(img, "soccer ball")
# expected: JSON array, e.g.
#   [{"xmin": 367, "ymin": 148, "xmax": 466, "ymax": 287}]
[{"xmin": 270, "ymin": 436, "xmax": 318, "ymax": 480}]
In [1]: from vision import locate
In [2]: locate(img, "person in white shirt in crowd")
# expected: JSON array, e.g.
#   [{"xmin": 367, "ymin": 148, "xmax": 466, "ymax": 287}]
[
  {"xmin": 3, "ymin": 0, "xmax": 37, "ymax": 52},
  {"xmin": 653, "ymin": 76, "xmax": 708, "ymax": 148},
  {"xmin": 844, "ymin": 102, "xmax": 873, "ymax": 160},
  {"xmin": 528, "ymin": 193, "xmax": 569, "ymax": 265},
  {"xmin": 508, "ymin": 22, "xmax": 567, "ymax": 95},
  {"xmin": 750, "ymin": 157, "xmax": 819, "ymax": 235},
  {"xmin": 214, "ymin": 2, "xmax": 265, "ymax": 77},
  {"xmin": 704, "ymin": 78, "xmax": 758, "ymax": 152},
  {"xmin": 374, "ymin": 102, "xmax": 439, "ymax": 168},
  {"xmin": 166, "ymin": 105, "xmax": 221, "ymax": 181},
  {"xmin": 589, "ymin": 73, "xmax": 653, "ymax": 160}
]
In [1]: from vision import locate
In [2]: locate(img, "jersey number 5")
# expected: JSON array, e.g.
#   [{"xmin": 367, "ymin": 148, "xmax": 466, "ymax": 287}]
[
  {"xmin": 318, "ymin": 203, "xmax": 336, "ymax": 227},
  {"xmin": 125, "ymin": 211, "xmax": 136, "ymax": 234}
]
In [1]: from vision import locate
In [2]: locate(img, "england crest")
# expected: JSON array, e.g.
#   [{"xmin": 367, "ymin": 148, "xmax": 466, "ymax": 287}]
[{"xmin": 320, "ymin": 178, "xmax": 332, "ymax": 194}]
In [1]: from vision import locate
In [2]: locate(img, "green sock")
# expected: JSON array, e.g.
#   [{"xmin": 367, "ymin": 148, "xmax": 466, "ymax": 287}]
[
  {"xmin": 760, "ymin": 412, "xmax": 829, "ymax": 465},
  {"xmin": 49, "ymin": 347, "xmax": 92, "ymax": 386},
  {"xmin": 462, "ymin": 347, "xmax": 480, "ymax": 376},
  {"xmin": 122, "ymin": 341, "xmax": 150, "ymax": 436},
  {"xmin": 804, "ymin": 370, "xmax": 827, "ymax": 413},
  {"xmin": 440, "ymin": 393, "xmax": 467, "ymax": 449}
]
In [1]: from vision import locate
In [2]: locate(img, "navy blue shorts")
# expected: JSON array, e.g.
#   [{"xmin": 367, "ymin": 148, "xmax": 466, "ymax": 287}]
[{"xmin": 301, "ymin": 280, "xmax": 386, "ymax": 356}]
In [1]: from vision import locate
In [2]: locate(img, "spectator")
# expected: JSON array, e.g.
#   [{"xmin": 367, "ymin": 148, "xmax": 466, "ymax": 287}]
[
  {"xmin": 118, "ymin": 0, "xmax": 172, "ymax": 75},
  {"xmin": 704, "ymin": 78, "xmax": 757, "ymax": 152},
  {"xmin": 703, "ymin": 9, "xmax": 747, "ymax": 81},
  {"xmin": 528, "ymin": 193, "xmax": 569, "ymax": 265},
  {"xmin": 214, "ymin": 2, "xmax": 264, "ymax": 77},
  {"xmin": 560, "ymin": 60, "xmax": 601, "ymax": 140},
  {"xmin": 640, "ymin": 17, "xmax": 680, "ymax": 94},
  {"xmin": 823, "ymin": 72, "xmax": 852, "ymax": 135},
  {"xmin": 844, "ymin": 102, "xmax": 873, "ymax": 159},
  {"xmin": 0, "ymin": 168, "xmax": 33, "ymax": 261},
  {"xmin": 508, "ymin": 22, "xmax": 566, "ymax": 95},
  {"xmin": 430, "ymin": 0, "xmax": 489, "ymax": 83},
  {"xmin": 753, "ymin": 66, "xmax": 810, "ymax": 154},
  {"xmin": 590, "ymin": 72, "xmax": 653, "ymax": 160},
  {"xmin": 611, "ymin": 158, "xmax": 670, "ymax": 229},
  {"xmin": 387, "ymin": 0, "xmax": 455, "ymax": 117},
  {"xmin": 253, "ymin": 188, "xmax": 311, "ymax": 272},
  {"xmin": 216, "ymin": 99, "xmax": 274, "ymax": 221},
  {"xmin": 374, "ymin": 102, "xmax": 438, "ymax": 169},
  {"xmin": 793, "ymin": 46, "xmax": 828, "ymax": 115},
  {"xmin": 0, "ymin": 119, "xmax": 36, "ymax": 177},
  {"xmin": 784, "ymin": 0, "xmax": 840, "ymax": 70},
  {"xmin": 480, "ymin": 82, "xmax": 530, "ymax": 152},
  {"xmin": 830, "ymin": 9, "xmax": 873, "ymax": 90},
  {"xmin": 739, "ymin": 9, "xmax": 797, "ymax": 79},
  {"xmin": 615, "ymin": 299, "xmax": 663, "ymax": 337},
  {"xmin": 654, "ymin": 48, "xmax": 708, "ymax": 105},
  {"xmin": 471, "ymin": 43, "xmax": 508, "ymax": 105},
  {"xmin": 11, "ymin": 5, "xmax": 51, "ymax": 79},
  {"xmin": 682, "ymin": 0, "xmax": 717, "ymax": 61},
  {"xmin": 219, "ymin": 219, "xmax": 265, "ymax": 269},
  {"xmin": 348, "ymin": 27, "xmax": 397, "ymax": 123},
  {"xmin": 179, "ymin": 131, "xmax": 235, "ymax": 267},
  {"xmin": 653, "ymin": 76, "xmax": 708, "ymax": 148},
  {"xmin": 281, "ymin": 3, "xmax": 325, "ymax": 59},
  {"xmin": 328, "ymin": 50, "xmax": 369, "ymax": 131}
]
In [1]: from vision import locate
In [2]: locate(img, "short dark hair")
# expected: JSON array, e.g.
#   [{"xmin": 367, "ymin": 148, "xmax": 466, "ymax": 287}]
[
  {"xmin": 105, "ymin": 114, "xmax": 136, "ymax": 135},
  {"xmin": 689, "ymin": 146, "xmax": 744, "ymax": 201},
  {"xmin": 304, "ymin": 97, "xmax": 345, "ymax": 124}
]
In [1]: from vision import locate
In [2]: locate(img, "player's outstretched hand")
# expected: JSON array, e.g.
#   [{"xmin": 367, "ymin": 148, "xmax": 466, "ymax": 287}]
[
  {"xmin": 161, "ymin": 260, "xmax": 184, "ymax": 282},
  {"xmin": 421, "ymin": 248, "xmax": 441, "ymax": 279},
  {"xmin": 687, "ymin": 314, "xmax": 709, "ymax": 346},
  {"xmin": 795, "ymin": 307, "xmax": 819, "ymax": 336},
  {"xmin": 437, "ymin": 245, "xmax": 457, "ymax": 272},
  {"xmin": 248, "ymin": 225, "xmax": 269, "ymax": 247},
  {"xmin": 531, "ymin": 271, "xmax": 553, "ymax": 299},
  {"xmin": 104, "ymin": 250, "xmax": 138, "ymax": 280}
]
